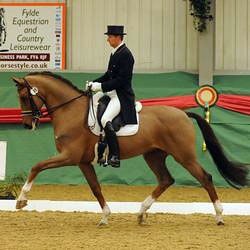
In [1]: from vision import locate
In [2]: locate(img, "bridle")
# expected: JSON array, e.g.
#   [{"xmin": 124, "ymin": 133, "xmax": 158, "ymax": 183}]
[{"xmin": 17, "ymin": 77, "xmax": 91, "ymax": 129}]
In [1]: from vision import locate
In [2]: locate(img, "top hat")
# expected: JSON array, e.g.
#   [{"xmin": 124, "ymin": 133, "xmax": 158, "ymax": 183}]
[{"xmin": 104, "ymin": 25, "xmax": 127, "ymax": 35}]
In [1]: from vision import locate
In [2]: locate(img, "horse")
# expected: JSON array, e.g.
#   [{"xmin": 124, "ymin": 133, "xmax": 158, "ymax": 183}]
[{"xmin": 12, "ymin": 71, "xmax": 249, "ymax": 226}]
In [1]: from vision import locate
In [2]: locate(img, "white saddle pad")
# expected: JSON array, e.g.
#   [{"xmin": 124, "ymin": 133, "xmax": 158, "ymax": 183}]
[{"xmin": 88, "ymin": 97, "xmax": 142, "ymax": 136}]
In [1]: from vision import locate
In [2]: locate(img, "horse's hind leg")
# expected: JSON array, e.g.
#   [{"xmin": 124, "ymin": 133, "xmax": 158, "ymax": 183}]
[
  {"xmin": 181, "ymin": 159, "xmax": 224, "ymax": 225},
  {"xmin": 138, "ymin": 149, "xmax": 174, "ymax": 224}
]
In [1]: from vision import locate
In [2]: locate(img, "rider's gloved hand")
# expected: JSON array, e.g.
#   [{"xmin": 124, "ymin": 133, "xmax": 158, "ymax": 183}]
[
  {"xmin": 90, "ymin": 82, "xmax": 102, "ymax": 92},
  {"xmin": 85, "ymin": 81, "xmax": 93, "ymax": 90}
]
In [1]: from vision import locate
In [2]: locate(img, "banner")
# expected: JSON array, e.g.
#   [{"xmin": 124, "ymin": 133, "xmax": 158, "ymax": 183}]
[
  {"xmin": 0, "ymin": 141, "xmax": 7, "ymax": 180},
  {"xmin": 0, "ymin": 3, "xmax": 66, "ymax": 70}
]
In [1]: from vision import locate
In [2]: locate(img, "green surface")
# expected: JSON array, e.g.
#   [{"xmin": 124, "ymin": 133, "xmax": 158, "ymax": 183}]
[
  {"xmin": 1, "ymin": 71, "xmax": 249, "ymax": 107},
  {"xmin": 0, "ymin": 71, "xmax": 249, "ymax": 186}
]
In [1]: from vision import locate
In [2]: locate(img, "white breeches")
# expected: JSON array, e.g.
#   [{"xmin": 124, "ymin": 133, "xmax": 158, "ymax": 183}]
[{"xmin": 93, "ymin": 90, "xmax": 121, "ymax": 127}]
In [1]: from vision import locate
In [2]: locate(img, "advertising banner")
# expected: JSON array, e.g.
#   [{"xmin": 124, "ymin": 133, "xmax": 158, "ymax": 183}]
[{"xmin": 0, "ymin": 3, "xmax": 66, "ymax": 70}]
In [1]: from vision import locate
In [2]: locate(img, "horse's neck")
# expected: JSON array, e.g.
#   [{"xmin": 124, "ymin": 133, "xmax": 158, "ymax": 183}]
[
  {"xmin": 33, "ymin": 76, "xmax": 89, "ymax": 132},
  {"xmin": 50, "ymin": 95, "xmax": 89, "ymax": 132},
  {"xmin": 42, "ymin": 81, "xmax": 78, "ymax": 109},
  {"xmin": 30, "ymin": 77, "xmax": 89, "ymax": 130}
]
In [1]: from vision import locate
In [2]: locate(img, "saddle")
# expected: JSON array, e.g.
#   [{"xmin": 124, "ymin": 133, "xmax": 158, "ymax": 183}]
[
  {"xmin": 88, "ymin": 94, "xmax": 142, "ymax": 166},
  {"xmin": 88, "ymin": 95, "xmax": 141, "ymax": 137}
]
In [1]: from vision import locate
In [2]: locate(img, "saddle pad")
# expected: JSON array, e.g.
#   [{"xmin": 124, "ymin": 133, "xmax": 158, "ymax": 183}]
[{"xmin": 88, "ymin": 96, "xmax": 141, "ymax": 137}]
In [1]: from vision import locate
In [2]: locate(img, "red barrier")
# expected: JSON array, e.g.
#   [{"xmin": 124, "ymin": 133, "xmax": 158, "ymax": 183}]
[
  {"xmin": 140, "ymin": 95, "xmax": 198, "ymax": 109},
  {"xmin": 0, "ymin": 108, "xmax": 51, "ymax": 124},
  {"xmin": 0, "ymin": 94, "xmax": 249, "ymax": 124},
  {"xmin": 217, "ymin": 94, "xmax": 250, "ymax": 115},
  {"xmin": 0, "ymin": 96, "xmax": 198, "ymax": 124}
]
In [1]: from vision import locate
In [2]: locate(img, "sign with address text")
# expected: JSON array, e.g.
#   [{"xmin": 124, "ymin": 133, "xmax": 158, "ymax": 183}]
[{"xmin": 0, "ymin": 3, "xmax": 66, "ymax": 70}]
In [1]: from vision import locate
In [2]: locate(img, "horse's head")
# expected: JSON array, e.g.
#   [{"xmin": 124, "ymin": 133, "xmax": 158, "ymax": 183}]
[{"xmin": 12, "ymin": 76, "xmax": 45, "ymax": 130}]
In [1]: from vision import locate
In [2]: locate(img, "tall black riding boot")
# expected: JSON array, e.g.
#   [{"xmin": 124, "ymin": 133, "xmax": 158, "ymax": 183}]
[{"xmin": 104, "ymin": 121, "xmax": 120, "ymax": 168}]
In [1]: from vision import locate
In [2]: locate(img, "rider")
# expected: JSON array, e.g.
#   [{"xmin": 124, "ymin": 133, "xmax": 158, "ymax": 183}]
[{"xmin": 87, "ymin": 25, "xmax": 137, "ymax": 168}]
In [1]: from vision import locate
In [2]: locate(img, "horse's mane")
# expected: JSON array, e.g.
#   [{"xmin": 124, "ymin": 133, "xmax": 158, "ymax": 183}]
[{"xmin": 27, "ymin": 71, "xmax": 84, "ymax": 94}]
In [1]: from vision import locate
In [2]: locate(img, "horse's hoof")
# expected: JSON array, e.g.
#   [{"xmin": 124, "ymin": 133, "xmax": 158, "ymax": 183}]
[
  {"xmin": 137, "ymin": 213, "xmax": 147, "ymax": 225},
  {"xmin": 217, "ymin": 220, "xmax": 225, "ymax": 226},
  {"xmin": 16, "ymin": 200, "xmax": 28, "ymax": 209},
  {"xmin": 215, "ymin": 215, "xmax": 225, "ymax": 226},
  {"xmin": 97, "ymin": 219, "xmax": 108, "ymax": 227}
]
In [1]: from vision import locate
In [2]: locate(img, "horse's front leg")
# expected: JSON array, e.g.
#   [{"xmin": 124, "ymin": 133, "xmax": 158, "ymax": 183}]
[
  {"xmin": 79, "ymin": 163, "xmax": 111, "ymax": 226},
  {"xmin": 16, "ymin": 153, "xmax": 71, "ymax": 209}
]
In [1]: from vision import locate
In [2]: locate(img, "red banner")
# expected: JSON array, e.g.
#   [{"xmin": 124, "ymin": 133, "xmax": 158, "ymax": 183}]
[
  {"xmin": 217, "ymin": 94, "xmax": 250, "ymax": 115},
  {"xmin": 1, "ymin": 94, "xmax": 249, "ymax": 124}
]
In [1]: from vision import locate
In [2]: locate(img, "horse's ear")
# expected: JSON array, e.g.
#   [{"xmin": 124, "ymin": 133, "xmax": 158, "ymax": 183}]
[{"xmin": 12, "ymin": 77, "xmax": 23, "ymax": 85}]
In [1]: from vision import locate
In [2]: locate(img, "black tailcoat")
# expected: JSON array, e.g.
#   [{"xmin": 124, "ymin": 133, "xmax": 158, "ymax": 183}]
[{"xmin": 94, "ymin": 44, "xmax": 137, "ymax": 125}]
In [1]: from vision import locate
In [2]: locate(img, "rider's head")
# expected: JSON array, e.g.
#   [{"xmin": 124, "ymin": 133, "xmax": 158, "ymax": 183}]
[
  {"xmin": 104, "ymin": 25, "xmax": 126, "ymax": 48},
  {"xmin": 107, "ymin": 35, "xmax": 123, "ymax": 48}
]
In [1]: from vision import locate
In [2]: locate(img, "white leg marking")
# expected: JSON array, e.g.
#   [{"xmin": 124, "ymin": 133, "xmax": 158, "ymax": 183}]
[
  {"xmin": 98, "ymin": 203, "xmax": 111, "ymax": 226},
  {"xmin": 138, "ymin": 195, "xmax": 156, "ymax": 224},
  {"xmin": 213, "ymin": 200, "xmax": 224, "ymax": 225},
  {"xmin": 139, "ymin": 195, "xmax": 156, "ymax": 214},
  {"xmin": 17, "ymin": 181, "xmax": 33, "ymax": 201}
]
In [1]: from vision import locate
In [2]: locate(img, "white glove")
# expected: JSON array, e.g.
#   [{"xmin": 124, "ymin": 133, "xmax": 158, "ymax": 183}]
[
  {"xmin": 85, "ymin": 81, "xmax": 91, "ymax": 90},
  {"xmin": 91, "ymin": 82, "xmax": 102, "ymax": 92}
]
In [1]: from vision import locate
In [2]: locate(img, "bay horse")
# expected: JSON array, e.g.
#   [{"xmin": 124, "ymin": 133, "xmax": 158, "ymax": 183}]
[{"xmin": 12, "ymin": 72, "xmax": 249, "ymax": 226}]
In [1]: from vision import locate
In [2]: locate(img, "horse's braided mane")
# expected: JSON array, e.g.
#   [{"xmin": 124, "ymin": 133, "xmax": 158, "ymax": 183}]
[{"xmin": 27, "ymin": 71, "xmax": 84, "ymax": 94}]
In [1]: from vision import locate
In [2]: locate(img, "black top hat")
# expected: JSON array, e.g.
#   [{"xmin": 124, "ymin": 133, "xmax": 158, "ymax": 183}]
[{"xmin": 104, "ymin": 25, "xmax": 127, "ymax": 35}]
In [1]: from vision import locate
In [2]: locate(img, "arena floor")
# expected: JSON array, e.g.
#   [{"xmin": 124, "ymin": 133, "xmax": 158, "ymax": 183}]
[{"xmin": 0, "ymin": 185, "xmax": 249, "ymax": 250}]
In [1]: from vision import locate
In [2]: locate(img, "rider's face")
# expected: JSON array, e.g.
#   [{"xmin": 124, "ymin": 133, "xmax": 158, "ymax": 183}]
[{"xmin": 107, "ymin": 35, "xmax": 122, "ymax": 48}]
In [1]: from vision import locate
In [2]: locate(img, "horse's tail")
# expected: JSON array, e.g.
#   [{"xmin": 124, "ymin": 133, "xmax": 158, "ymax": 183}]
[{"xmin": 186, "ymin": 112, "xmax": 250, "ymax": 189}]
